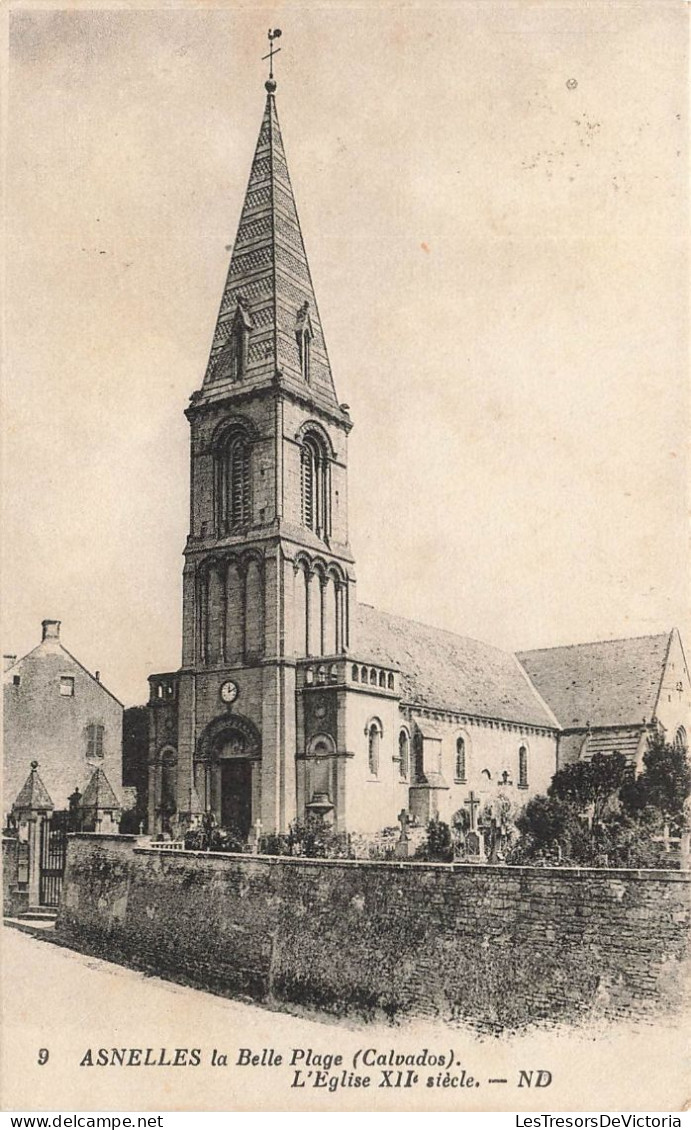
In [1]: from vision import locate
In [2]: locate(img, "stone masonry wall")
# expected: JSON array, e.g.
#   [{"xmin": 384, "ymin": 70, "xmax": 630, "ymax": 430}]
[
  {"xmin": 2, "ymin": 836, "xmax": 29, "ymax": 917},
  {"xmin": 57, "ymin": 835, "xmax": 691, "ymax": 1030}
]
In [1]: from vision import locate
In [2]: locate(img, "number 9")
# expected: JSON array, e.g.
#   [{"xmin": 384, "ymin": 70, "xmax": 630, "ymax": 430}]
[{"xmin": 38, "ymin": 1048, "xmax": 49, "ymax": 1065}]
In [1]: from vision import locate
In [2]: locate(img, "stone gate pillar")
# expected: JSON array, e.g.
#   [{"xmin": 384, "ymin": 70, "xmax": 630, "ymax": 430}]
[{"xmin": 11, "ymin": 761, "xmax": 54, "ymax": 908}]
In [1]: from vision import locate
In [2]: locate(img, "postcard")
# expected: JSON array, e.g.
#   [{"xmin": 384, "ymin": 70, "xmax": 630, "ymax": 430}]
[{"xmin": 2, "ymin": 1, "xmax": 689, "ymax": 1114}]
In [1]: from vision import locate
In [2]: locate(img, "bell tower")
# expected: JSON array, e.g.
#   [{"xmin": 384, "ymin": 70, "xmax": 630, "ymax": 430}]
[{"xmin": 148, "ymin": 50, "xmax": 355, "ymax": 836}]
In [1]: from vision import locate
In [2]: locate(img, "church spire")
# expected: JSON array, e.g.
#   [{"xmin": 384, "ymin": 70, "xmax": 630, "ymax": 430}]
[{"xmin": 200, "ymin": 41, "xmax": 340, "ymax": 413}]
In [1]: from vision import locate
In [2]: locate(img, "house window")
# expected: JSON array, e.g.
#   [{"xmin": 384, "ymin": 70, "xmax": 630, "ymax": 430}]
[
  {"xmin": 455, "ymin": 736, "xmax": 466, "ymax": 782},
  {"xmin": 60, "ymin": 676, "xmax": 75, "ymax": 697},
  {"xmin": 518, "ymin": 745, "xmax": 529, "ymax": 788},
  {"xmin": 86, "ymin": 723, "xmax": 105, "ymax": 759},
  {"xmin": 300, "ymin": 432, "xmax": 329, "ymax": 536},
  {"xmin": 399, "ymin": 730, "xmax": 410, "ymax": 779},
  {"xmin": 367, "ymin": 720, "xmax": 382, "ymax": 777},
  {"xmin": 216, "ymin": 429, "xmax": 251, "ymax": 531}
]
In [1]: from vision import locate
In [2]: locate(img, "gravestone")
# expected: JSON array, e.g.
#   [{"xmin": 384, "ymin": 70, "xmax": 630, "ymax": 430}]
[{"xmin": 465, "ymin": 829, "xmax": 486, "ymax": 860}]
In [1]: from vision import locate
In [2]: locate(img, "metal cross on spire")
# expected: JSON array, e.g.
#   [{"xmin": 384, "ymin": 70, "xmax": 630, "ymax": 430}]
[{"xmin": 262, "ymin": 28, "xmax": 282, "ymax": 86}]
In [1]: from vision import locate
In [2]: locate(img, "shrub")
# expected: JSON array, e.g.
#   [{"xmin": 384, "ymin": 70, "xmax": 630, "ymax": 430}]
[{"xmin": 416, "ymin": 818, "xmax": 454, "ymax": 862}]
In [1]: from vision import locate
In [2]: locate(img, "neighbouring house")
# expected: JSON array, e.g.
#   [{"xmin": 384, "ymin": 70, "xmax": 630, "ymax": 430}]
[{"xmin": 3, "ymin": 619, "xmax": 124, "ymax": 822}]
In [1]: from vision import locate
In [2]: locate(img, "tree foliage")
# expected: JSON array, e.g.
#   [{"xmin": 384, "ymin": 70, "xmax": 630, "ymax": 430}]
[
  {"xmin": 620, "ymin": 734, "xmax": 691, "ymax": 827},
  {"xmin": 514, "ymin": 736, "xmax": 691, "ymax": 867},
  {"xmin": 423, "ymin": 818, "xmax": 454, "ymax": 862},
  {"xmin": 515, "ymin": 795, "xmax": 572, "ymax": 848},
  {"xmin": 548, "ymin": 752, "xmax": 629, "ymax": 823}
]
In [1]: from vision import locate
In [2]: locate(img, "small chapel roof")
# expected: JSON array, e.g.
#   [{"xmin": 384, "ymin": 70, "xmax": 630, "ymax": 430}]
[
  {"xmin": 516, "ymin": 632, "xmax": 672, "ymax": 730},
  {"xmin": 12, "ymin": 762, "xmax": 54, "ymax": 811},
  {"xmin": 354, "ymin": 603, "xmax": 557, "ymax": 728},
  {"xmin": 81, "ymin": 767, "xmax": 120, "ymax": 811}
]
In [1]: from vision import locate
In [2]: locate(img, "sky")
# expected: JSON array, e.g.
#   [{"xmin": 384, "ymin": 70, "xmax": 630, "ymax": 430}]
[{"xmin": 3, "ymin": 2, "xmax": 689, "ymax": 706}]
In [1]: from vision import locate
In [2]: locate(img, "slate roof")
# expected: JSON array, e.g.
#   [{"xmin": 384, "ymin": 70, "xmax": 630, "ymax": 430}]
[
  {"xmin": 582, "ymin": 728, "xmax": 641, "ymax": 762},
  {"xmin": 81, "ymin": 767, "xmax": 120, "ymax": 811},
  {"xmin": 516, "ymin": 633, "xmax": 671, "ymax": 729},
  {"xmin": 199, "ymin": 85, "xmax": 342, "ymax": 416},
  {"xmin": 354, "ymin": 603, "xmax": 557, "ymax": 728}
]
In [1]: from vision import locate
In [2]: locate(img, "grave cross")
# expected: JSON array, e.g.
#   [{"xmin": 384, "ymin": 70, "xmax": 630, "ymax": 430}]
[
  {"xmin": 464, "ymin": 790, "xmax": 480, "ymax": 831},
  {"xmin": 398, "ymin": 809, "xmax": 410, "ymax": 842}
]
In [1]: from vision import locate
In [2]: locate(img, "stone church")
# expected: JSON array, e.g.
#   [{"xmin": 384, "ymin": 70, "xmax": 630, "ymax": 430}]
[{"xmin": 147, "ymin": 73, "xmax": 690, "ymax": 839}]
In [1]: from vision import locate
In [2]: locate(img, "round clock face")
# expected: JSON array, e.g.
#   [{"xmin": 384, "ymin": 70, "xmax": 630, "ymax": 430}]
[{"xmin": 220, "ymin": 680, "xmax": 238, "ymax": 704}]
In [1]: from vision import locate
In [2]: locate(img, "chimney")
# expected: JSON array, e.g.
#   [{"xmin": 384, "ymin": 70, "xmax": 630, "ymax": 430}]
[
  {"xmin": 3, "ymin": 655, "xmax": 17, "ymax": 672},
  {"xmin": 41, "ymin": 619, "xmax": 61, "ymax": 642}
]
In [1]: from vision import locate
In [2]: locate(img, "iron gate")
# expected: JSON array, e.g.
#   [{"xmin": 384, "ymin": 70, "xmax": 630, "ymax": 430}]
[{"xmin": 39, "ymin": 811, "xmax": 68, "ymax": 907}]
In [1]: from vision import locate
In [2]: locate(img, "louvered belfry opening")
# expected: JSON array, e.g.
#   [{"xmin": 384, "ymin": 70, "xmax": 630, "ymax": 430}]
[
  {"xmin": 217, "ymin": 429, "xmax": 251, "ymax": 533},
  {"xmin": 300, "ymin": 442, "xmax": 314, "ymax": 529},
  {"xmin": 300, "ymin": 432, "xmax": 328, "ymax": 536}
]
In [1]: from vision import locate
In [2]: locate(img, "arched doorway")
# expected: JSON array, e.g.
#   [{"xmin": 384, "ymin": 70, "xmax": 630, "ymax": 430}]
[
  {"xmin": 195, "ymin": 714, "xmax": 261, "ymax": 841},
  {"xmin": 218, "ymin": 732, "xmax": 253, "ymax": 837}
]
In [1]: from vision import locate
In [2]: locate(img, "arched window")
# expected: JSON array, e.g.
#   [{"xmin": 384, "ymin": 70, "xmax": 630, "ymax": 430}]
[
  {"xmin": 300, "ymin": 432, "xmax": 329, "ymax": 536},
  {"xmin": 217, "ymin": 429, "xmax": 251, "ymax": 531},
  {"xmin": 379, "ymin": 671, "xmax": 386, "ymax": 688},
  {"xmin": 217, "ymin": 298, "xmax": 252, "ymax": 383},
  {"xmin": 399, "ymin": 729, "xmax": 410, "ymax": 780},
  {"xmin": 387, "ymin": 673, "xmax": 394, "ymax": 690},
  {"xmin": 352, "ymin": 665, "xmax": 359, "ymax": 682},
  {"xmin": 674, "ymin": 726, "xmax": 687, "ymax": 752},
  {"xmin": 295, "ymin": 300, "xmax": 313, "ymax": 384},
  {"xmin": 307, "ymin": 734, "xmax": 335, "ymax": 802},
  {"xmin": 518, "ymin": 745, "xmax": 529, "ymax": 788},
  {"xmin": 367, "ymin": 719, "xmax": 382, "ymax": 777},
  {"xmin": 455, "ymin": 736, "xmax": 466, "ymax": 782},
  {"xmin": 413, "ymin": 732, "xmax": 424, "ymax": 782}
]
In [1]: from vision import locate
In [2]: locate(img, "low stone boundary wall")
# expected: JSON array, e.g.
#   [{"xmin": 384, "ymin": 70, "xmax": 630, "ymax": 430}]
[
  {"xmin": 56, "ymin": 835, "xmax": 691, "ymax": 1029},
  {"xmin": 3, "ymin": 836, "xmax": 29, "ymax": 917}
]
